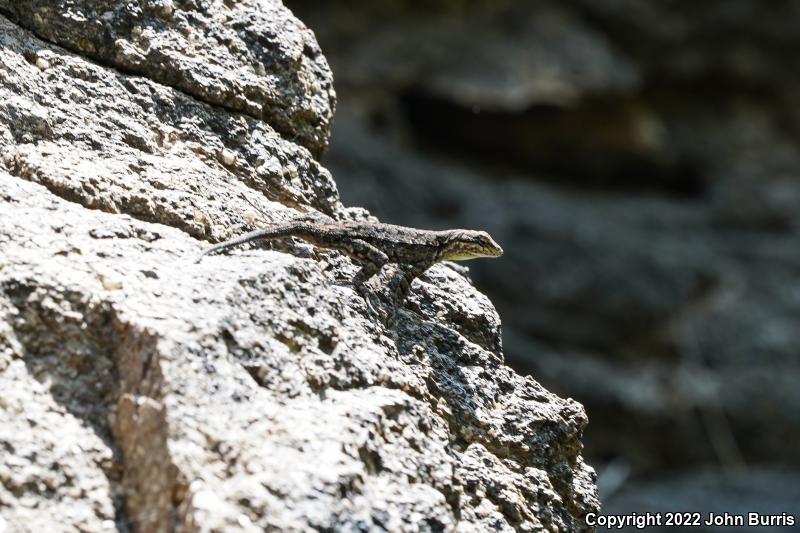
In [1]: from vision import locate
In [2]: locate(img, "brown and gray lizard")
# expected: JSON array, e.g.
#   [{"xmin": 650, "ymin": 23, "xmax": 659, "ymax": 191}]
[{"xmin": 198, "ymin": 216, "xmax": 502, "ymax": 302}]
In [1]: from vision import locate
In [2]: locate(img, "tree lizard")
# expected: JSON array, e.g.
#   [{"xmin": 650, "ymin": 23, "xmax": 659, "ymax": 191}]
[{"xmin": 198, "ymin": 217, "xmax": 502, "ymax": 303}]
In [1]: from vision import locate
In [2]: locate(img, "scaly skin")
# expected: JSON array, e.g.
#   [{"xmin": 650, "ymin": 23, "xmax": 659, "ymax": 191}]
[{"xmin": 199, "ymin": 217, "xmax": 503, "ymax": 301}]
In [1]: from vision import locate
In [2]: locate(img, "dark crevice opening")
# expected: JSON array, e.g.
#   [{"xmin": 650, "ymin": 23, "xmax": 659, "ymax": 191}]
[{"xmin": 399, "ymin": 89, "xmax": 708, "ymax": 198}]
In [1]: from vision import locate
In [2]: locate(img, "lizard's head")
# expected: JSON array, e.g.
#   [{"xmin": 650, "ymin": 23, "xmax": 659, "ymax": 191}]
[{"xmin": 441, "ymin": 230, "xmax": 503, "ymax": 261}]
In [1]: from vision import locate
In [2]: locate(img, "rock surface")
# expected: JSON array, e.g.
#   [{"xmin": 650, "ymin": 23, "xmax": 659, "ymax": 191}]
[
  {"xmin": 0, "ymin": 0, "xmax": 336, "ymax": 158},
  {"xmin": 0, "ymin": 4, "xmax": 598, "ymax": 532}
]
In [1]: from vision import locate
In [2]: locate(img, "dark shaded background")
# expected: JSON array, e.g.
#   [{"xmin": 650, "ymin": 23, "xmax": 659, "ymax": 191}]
[{"xmin": 286, "ymin": 1, "xmax": 800, "ymax": 530}]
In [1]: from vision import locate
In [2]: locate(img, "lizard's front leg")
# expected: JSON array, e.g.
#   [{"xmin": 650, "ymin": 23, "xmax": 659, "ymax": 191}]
[
  {"xmin": 389, "ymin": 262, "xmax": 433, "ymax": 303},
  {"xmin": 345, "ymin": 239, "xmax": 389, "ymax": 284},
  {"xmin": 342, "ymin": 239, "xmax": 388, "ymax": 317}
]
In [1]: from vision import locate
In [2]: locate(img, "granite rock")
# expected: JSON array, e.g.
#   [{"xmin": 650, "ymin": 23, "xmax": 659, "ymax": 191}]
[{"xmin": 0, "ymin": 0, "xmax": 336, "ymax": 157}]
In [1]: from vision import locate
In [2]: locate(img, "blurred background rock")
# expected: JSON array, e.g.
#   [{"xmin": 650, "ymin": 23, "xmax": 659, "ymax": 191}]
[{"xmin": 285, "ymin": 1, "xmax": 800, "ymax": 530}]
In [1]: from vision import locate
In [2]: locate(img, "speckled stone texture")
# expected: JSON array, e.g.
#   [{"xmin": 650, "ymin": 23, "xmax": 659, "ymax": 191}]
[
  {"xmin": 0, "ymin": 0, "xmax": 336, "ymax": 158},
  {"xmin": 0, "ymin": 3, "xmax": 598, "ymax": 532}
]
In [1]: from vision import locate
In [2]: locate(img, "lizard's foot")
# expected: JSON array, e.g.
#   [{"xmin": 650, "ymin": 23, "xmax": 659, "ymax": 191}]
[
  {"xmin": 383, "ymin": 306, "xmax": 404, "ymax": 328},
  {"xmin": 387, "ymin": 269, "xmax": 414, "ymax": 307},
  {"xmin": 356, "ymin": 283, "xmax": 388, "ymax": 323}
]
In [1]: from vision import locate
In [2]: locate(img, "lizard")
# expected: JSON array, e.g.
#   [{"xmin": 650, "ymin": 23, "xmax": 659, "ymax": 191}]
[{"xmin": 197, "ymin": 216, "xmax": 503, "ymax": 304}]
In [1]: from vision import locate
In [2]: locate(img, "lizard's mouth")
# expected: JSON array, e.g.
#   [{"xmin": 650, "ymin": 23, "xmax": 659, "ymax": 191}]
[
  {"xmin": 445, "ymin": 253, "xmax": 479, "ymax": 261},
  {"xmin": 481, "ymin": 239, "xmax": 503, "ymax": 258},
  {"xmin": 445, "ymin": 246, "xmax": 503, "ymax": 261},
  {"xmin": 487, "ymin": 243, "xmax": 503, "ymax": 257}
]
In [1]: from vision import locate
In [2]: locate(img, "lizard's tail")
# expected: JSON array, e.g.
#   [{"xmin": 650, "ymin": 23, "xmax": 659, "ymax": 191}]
[{"xmin": 195, "ymin": 222, "xmax": 310, "ymax": 262}]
